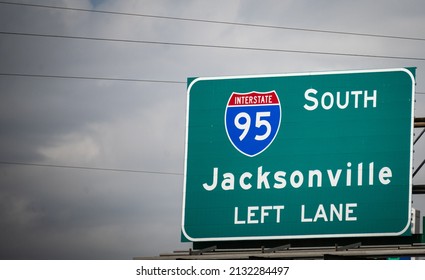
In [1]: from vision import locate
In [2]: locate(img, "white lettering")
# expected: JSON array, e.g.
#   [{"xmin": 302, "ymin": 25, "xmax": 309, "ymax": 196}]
[
  {"xmin": 247, "ymin": 206, "xmax": 259, "ymax": 224},
  {"xmin": 364, "ymin": 90, "xmax": 377, "ymax": 108},
  {"xmin": 234, "ymin": 207, "xmax": 245, "ymax": 224},
  {"xmin": 337, "ymin": 91, "xmax": 349, "ymax": 109},
  {"xmin": 327, "ymin": 169, "xmax": 342, "ymax": 187},
  {"xmin": 369, "ymin": 162, "xmax": 374, "ymax": 185},
  {"xmin": 301, "ymin": 203, "xmax": 358, "ymax": 222},
  {"xmin": 308, "ymin": 170, "xmax": 322, "ymax": 187},
  {"xmin": 314, "ymin": 204, "xmax": 328, "ymax": 222},
  {"xmin": 303, "ymin": 88, "xmax": 318, "ymax": 111},
  {"xmin": 290, "ymin": 170, "xmax": 304, "ymax": 188},
  {"xmin": 257, "ymin": 166, "xmax": 271, "ymax": 189},
  {"xmin": 202, "ymin": 167, "xmax": 218, "ymax": 191},
  {"xmin": 273, "ymin": 171, "xmax": 286, "ymax": 189},
  {"xmin": 274, "ymin": 205, "xmax": 285, "ymax": 223},
  {"xmin": 301, "ymin": 205, "xmax": 312, "ymax": 222},
  {"xmin": 358, "ymin": 162, "xmax": 363, "ymax": 186},
  {"xmin": 351, "ymin": 90, "xmax": 362, "ymax": 108},
  {"xmin": 330, "ymin": 204, "xmax": 343, "ymax": 221},
  {"xmin": 321, "ymin": 92, "xmax": 334, "ymax": 110},
  {"xmin": 346, "ymin": 162, "xmax": 352, "ymax": 186},
  {"xmin": 202, "ymin": 163, "xmax": 392, "ymax": 191},
  {"xmin": 379, "ymin": 167, "xmax": 392, "ymax": 185},
  {"xmin": 234, "ymin": 205, "xmax": 285, "ymax": 224},
  {"xmin": 222, "ymin": 172, "xmax": 234, "ymax": 190},
  {"xmin": 303, "ymin": 88, "xmax": 378, "ymax": 111},
  {"xmin": 260, "ymin": 206, "xmax": 272, "ymax": 223},
  {"xmin": 239, "ymin": 172, "xmax": 252, "ymax": 190},
  {"xmin": 345, "ymin": 203, "xmax": 358, "ymax": 221}
]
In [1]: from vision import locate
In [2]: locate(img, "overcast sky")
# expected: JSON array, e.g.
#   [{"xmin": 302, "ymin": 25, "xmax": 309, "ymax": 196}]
[{"xmin": 1, "ymin": 0, "xmax": 425, "ymax": 259}]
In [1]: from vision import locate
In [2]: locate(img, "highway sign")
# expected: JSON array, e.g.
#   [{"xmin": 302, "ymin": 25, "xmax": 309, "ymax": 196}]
[{"xmin": 182, "ymin": 68, "xmax": 415, "ymax": 242}]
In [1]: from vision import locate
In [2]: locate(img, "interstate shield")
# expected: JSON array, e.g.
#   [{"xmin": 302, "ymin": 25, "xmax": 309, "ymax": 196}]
[{"xmin": 224, "ymin": 91, "xmax": 281, "ymax": 157}]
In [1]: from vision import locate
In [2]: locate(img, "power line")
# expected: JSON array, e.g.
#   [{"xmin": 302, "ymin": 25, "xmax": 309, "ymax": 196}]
[
  {"xmin": 1, "ymin": 73, "xmax": 425, "ymax": 95},
  {"xmin": 1, "ymin": 30, "xmax": 425, "ymax": 61},
  {"xmin": 0, "ymin": 161, "xmax": 183, "ymax": 176},
  {"xmin": 0, "ymin": 73, "xmax": 185, "ymax": 84},
  {"xmin": 0, "ymin": 1, "xmax": 424, "ymax": 42}
]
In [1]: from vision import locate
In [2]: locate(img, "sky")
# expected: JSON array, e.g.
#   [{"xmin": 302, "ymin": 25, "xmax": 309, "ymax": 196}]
[{"xmin": 1, "ymin": 0, "xmax": 425, "ymax": 259}]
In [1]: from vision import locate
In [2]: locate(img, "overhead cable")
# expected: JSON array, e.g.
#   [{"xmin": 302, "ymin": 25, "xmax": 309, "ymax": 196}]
[
  {"xmin": 0, "ymin": 72, "xmax": 185, "ymax": 84},
  {"xmin": 0, "ymin": 161, "xmax": 183, "ymax": 176},
  {"xmin": 0, "ymin": 1, "xmax": 424, "ymax": 42},
  {"xmin": 2, "ymin": 73, "xmax": 425, "ymax": 95},
  {"xmin": 1, "ymin": 31, "xmax": 424, "ymax": 61}
]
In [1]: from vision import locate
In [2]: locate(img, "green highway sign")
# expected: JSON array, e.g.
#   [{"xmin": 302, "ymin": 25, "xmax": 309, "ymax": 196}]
[{"xmin": 182, "ymin": 68, "xmax": 415, "ymax": 242}]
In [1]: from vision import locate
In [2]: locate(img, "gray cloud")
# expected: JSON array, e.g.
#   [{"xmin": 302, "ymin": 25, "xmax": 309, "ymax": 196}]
[{"xmin": 1, "ymin": 0, "xmax": 425, "ymax": 259}]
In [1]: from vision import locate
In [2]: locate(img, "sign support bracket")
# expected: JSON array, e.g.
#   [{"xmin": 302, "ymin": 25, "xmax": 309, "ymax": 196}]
[
  {"xmin": 263, "ymin": 244, "xmax": 291, "ymax": 253},
  {"xmin": 335, "ymin": 242, "xmax": 362, "ymax": 251},
  {"xmin": 189, "ymin": 245, "xmax": 217, "ymax": 255}
]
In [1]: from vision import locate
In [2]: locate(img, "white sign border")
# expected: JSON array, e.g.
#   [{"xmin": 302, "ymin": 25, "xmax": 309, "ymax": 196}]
[{"xmin": 182, "ymin": 68, "xmax": 415, "ymax": 242}]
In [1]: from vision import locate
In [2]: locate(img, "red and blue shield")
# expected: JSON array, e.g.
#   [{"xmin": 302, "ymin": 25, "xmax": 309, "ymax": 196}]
[{"xmin": 225, "ymin": 91, "xmax": 281, "ymax": 157}]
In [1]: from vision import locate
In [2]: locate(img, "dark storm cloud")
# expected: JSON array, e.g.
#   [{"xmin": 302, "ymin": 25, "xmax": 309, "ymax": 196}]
[{"xmin": 0, "ymin": 161, "xmax": 183, "ymax": 259}]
